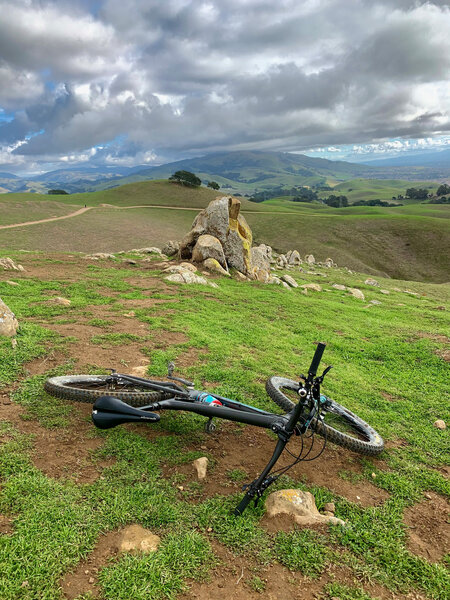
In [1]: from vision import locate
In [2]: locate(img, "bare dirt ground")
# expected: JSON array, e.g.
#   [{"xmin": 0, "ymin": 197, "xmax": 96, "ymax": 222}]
[{"xmin": 1, "ymin": 253, "xmax": 447, "ymax": 600}]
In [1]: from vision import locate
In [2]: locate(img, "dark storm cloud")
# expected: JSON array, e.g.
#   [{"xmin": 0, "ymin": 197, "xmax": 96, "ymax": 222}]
[{"xmin": 0, "ymin": 0, "xmax": 449, "ymax": 169}]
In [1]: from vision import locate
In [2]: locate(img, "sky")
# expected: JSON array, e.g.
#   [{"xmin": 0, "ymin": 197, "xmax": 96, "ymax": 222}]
[{"xmin": 1, "ymin": 0, "xmax": 450, "ymax": 174}]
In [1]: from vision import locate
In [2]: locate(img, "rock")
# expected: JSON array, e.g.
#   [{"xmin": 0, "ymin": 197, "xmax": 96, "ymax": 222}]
[
  {"xmin": 162, "ymin": 240, "xmax": 179, "ymax": 257},
  {"xmin": 5, "ymin": 281, "xmax": 19, "ymax": 286},
  {"xmin": 332, "ymin": 284, "xmax": 346, "ymax": 291},
  {"xmin": 203, "ymin": 258, "xmax": 230, "ymax": 277},
  {"xmin": 276, "ymin": 254, "xmax": 288, "ymax": 268},
  {"xmin": 365, "ymin": 278, "xmax": 380, "ymax": 287},
  {"xmin": 281, "ymin": 274, "xmax": 298, "ymax": 288},
  {"xmin": 265, "ymin": 490, "xmax": 345, "ymax": 526},
  {"xmin": 193, "ymin": 456, "xmax": 209, "ymax": 480},
  {"xmin": 251, "ymin": 244, "xmax": 271, "ymax": 281},
  {"xmin": 53, "ymin": 297, "xmax": 71, "ymax": 306},
  {"xmin": 0, "ymin": 257, "xmax": 24, "ymax": 271},
  {"xmin": 130, "ymin": 366, "xmax": 148, "ymax": 377},
  {"xmin": 348, "ymin": 288, "xmax": 365, "ymax": 300},
  {"xmin": 192, "ymin": 234, "xmax": 227, "ymax": 268},
  {"xmin": 124, "ymin": 259, "xmax": 137, "ymax": 265},
  {"xmin": 234, "ymin": 271, "xmax": 249, "ymax": 282},
  {"xmin": 323, "ymin": 257, "xmax": 336, "ymax": 268},
  {"xmin": 369, "ymin": 300, "xmax": 382, "ymax": 305},
  {"xmin": 281, "ymin": 281, "xmax": 291, "ymax": 290},
  {"xmin": 323, "ymin": 502, "xmax": 335, "ymax": 513},
  {"xmin": 267, "ymin": 276, "xmax": 283, "ymax": 285},
  {"xmin": 301, "ymin": 283, "xmax": 322, "ymax": 292},
  {"xmin": 304, "ymin": 254, "xmax": 315, "ymax": 265},
  {"xmin": 123, "ymin": 311, "xmax": 136, "ymax": 317},
  {"xmin": 85, "ymin": 253, "xmax": 115, "ymax": 260},
  {"xmin": 404, "ymin": 290, "xmax": 419, "ymax": 296},
  {"xmin": 165, "ymin": 272, "xmax": 209, "ymax": 285},
  {"xmin": 119, "ymin": 524, "xmax": 161, "ymax": 553},
  {"xmin": 288, "ymin": 250, "xmax": 302, "ymax": 266},
  {"xmin": 434, "ymin": 419, "xmax": 446, "ymax": 430},
  {"xmin": 380, "ymin": 289, "xmax": 390, "ymax": 295},
  {"xmin": 0, "ymin": 298, "xmax": 19, "ymax": 337},
  {"xmin": 164, "ymin": 264, "xmax": 197, "ymax": 275},
  {"xmin": 134, "ymin": 247, "xmax": 163, "ymax": 255}
]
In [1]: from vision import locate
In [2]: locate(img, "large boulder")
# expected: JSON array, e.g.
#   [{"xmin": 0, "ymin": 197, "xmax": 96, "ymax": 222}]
[
  {"xmin": 287, "ymin": 250, "xmax": 302, "ymax": 266},
  {"xmin": 0, "ymin": 298, "xmax": 19, "ymax": 337},
  {"xmin": 162, "ymin": 240, "xmax": 179, "ymax": 257},
  {"xmin": 192, "ymin": 234, "xmax": 227, "ymax": 269},
  {"xmin": 179, "ymin": 197, "xmax": 252, "ymax": 276}
]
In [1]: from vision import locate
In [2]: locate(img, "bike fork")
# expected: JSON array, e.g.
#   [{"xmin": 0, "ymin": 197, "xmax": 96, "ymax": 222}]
[{"xmin": 233, "ymin": 437, "xmax": 288, "ymax": 516}]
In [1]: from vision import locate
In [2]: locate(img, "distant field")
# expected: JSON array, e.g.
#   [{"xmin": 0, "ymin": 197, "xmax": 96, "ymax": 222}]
[
  {"xmin": 330, "ymin": 178, "xmax": 438, "ymax": 205},
  {"xmin": 0, "ymin": 180, "xmax": 448, "ymax": 282}
]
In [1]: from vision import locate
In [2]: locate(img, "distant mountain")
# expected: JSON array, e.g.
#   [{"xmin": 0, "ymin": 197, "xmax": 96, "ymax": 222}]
[
  {"xmin": 363, "ymin": 148, "xmax": 450, "ymax": 167},
  {"xmin": 0, "ymin": 171, "xmax": 18, "ymax": 179},
  {"xmin": 1, "ymin": 150, "xmax": 449, "ymax": 195}
]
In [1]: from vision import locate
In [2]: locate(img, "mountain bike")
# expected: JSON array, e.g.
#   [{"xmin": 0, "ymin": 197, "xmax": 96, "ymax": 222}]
[{"xmin": 44, "ymin": 343, "xmax": 384, "ymax": 515}]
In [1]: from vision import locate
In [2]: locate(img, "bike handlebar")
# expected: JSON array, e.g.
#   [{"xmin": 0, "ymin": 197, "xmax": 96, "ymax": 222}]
[{"xmin": 308, "ymin": 342, "xmax": 326, "ymax": 378}]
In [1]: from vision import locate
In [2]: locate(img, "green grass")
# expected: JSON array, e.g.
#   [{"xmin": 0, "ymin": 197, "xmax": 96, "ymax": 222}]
[
  {"xmin": 0, "ymin": 253, "xmax": 449, "ymax": 599},
  {"xmin": 330, "ymin": 178, "xmax": 438, "ymax": 205},
  {"xmin": 1, "ymin": 179, "xmax": 448, "ymax": 282}
]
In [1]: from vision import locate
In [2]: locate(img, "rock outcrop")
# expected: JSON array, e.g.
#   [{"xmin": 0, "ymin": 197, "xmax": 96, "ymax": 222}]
[
  {"xmin": 0, "ymin": 298, "xmax": 19, "ymax": 337},
  {"xmin": 179, "ymin": 196, "xmax": 252, "ymax": 275},
  {"xmin": 192, "ymin": 234, "xmax": 227, "ymax": 269}
]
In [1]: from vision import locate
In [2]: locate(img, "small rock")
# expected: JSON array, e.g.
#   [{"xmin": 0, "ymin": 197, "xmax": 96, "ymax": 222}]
[
  {"xmin": 119, "ymin": 524, "xmax": 161, "ymax": 553},
  {"xmin": 234, "ymin": 271, "xmax": 249, "ymax": 282},
  {"xmin": 130, "ymin": 366, "xmax": 148, "ymax": 377},
  {"xmin": 281, "ymin": 281, "xmax": 291, "ymax": 290},
  {"xmin": 177, "ymin": 485, "xmax": 184, "ymax": 491},
  {"xmin": 332, "ymin": 284, "xmax": 346, "ymax": 291},
  {"xmin": 193, "ymin": 456, "xmax": 209, "ymax": 480},
  {"xmin": 323, "ymin": 502, "xmax": 335, "ymax": 513},
  {"xmin": 162, "ymin": 240, "xmax": 179, "ymax": 257},
  {"xmin": 123, "ymin": 311, "xmax": 136, "ymax": 317},
  {"xmin": 304, "ymin": 254, "xmax": 315, "ymax": 265},
  {"xmin": 301, "ymin": 283, "xmax": 322, "ymax": 292},
  {"xmin": 85, "ymin": 253, "xmax": 115, "ymax": 260},
  {"xmin": 323, "ymin": 257, "xmax": 336, "ymax": 268},
  {"xmin": 207, "ymin": 527, "xmax": 213, "ymax": 532},
  {"xmin": 0, "ymin": 298, "xmax": 19, "ymax": 337},
  {"xmin": 134, "ymin": 247, "xmax": 163, "ymax": 255},
  {"xmin": 380, "ymin": 289, "xmax": 390, "ymax": 295},
  {"xmin": 434, "ymin": 419, "xmax": 446, "ymax": 430},
  {"xmin": 5, "ymin": 281, "xmax": 19, "ymax": 286},
  {"xmin": 365, "ymin": 278, "xmax": 379, "ymax": 286},
  {"xmin": 84, "ymin": 570, "xmax": 89, "ymax": 575},
  {"xmin": 88, "ymin": 577, "xmax": 95, "ymax": 584},
  {"xmin": 276, "ymin": 254, "xmax": 288, "ymax": 268},
  {"xmin": 53, "ymin": 297, "xmax": 71, "ymax": 306},
  {"xmin": 203, "ymin": 257, "xmax": 230, "ymax": 277},
  {"xmin": 124, "ymin": 259, "xmax": 137, "ymax": 265},
  {"xmin": 266, "ymin": 490, "xmax": 345, "ymax": 526},
  {"xmin": 21, "ymin": 581, "xmax": 29, "ymax": 588},
  {"xmin": 11, "ymin": 338, "xmax": 17, "ymax": 348},
  {"xmin": 371, "ymin": 472, "xmax": 377, "ymax": 479},
  {"xmin": 424, "ymin": 493, "xmax": 432, "ymax": 500},
  {"xmin": 179, "ymin": 262, "xmax": 197, "ymax": 272},
  {"xmin": 369, "ymin": 300, "xmax": 382, "ymax": 305},
  {"xmin": 348, "ymin": 288, "xmax": 365, "ymax": 301},
  {"xmin": 0, "ymin": 257, "xmax": 25, "ymax": 271},
  {"xmin": 287, "ymin": 250, "xmax": 302, "ymax": 266},
  {"xmin": 281, "ymin": 274, "xmax": 298, "ymax": 288}
]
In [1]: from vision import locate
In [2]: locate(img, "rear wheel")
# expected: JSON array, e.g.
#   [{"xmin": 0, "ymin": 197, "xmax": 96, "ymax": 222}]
[
  {"xmin": 266, "ymin": 376, "xmax": 384, "ymax": 456},
  {"xmin": 44, "ymin": 375, "xmax": 170, "ymax": 407}
]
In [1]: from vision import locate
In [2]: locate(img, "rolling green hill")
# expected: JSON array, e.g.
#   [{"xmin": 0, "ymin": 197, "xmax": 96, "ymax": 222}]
[{"xmin": 0, "ymin": 180, "xmax": 448, "ymax": 283}]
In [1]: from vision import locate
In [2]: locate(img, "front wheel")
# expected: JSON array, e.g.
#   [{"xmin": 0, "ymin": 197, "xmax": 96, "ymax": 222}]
[
  {"xmin": 266, "ymin": 377, "xmax": 384, "ymax": 456},
  {"xmin": 44, "ymin": 375, "xmax": 170, "ymax": 407}
]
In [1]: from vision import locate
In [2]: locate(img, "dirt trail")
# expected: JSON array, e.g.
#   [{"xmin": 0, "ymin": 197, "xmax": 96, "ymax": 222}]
[
  {"xmin": 0, "ymin": 203, "xmax": 306, "ymax": 230},
  {"xmin": 0, "ymin": 206, "xmax": 92, "ymax": 229}
]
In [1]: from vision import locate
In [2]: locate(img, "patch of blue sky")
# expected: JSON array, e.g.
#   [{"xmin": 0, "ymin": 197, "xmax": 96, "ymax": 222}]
[{"xmin": 0, "ymin": 109, "xmax": 15, "ymax": 123}]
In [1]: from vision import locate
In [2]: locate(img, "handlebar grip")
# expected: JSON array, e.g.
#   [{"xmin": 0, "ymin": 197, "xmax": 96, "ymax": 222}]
[
  {"xmin": 234, "ymin": 492, "xmax": 253, "ymax": 516},
  {"xmin": 308, "ymin": 342, "xmax": 326, "ymax": 377}
]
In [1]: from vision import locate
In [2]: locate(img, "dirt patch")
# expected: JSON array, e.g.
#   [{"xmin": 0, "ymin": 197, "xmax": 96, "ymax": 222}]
[
  {"xmin": 1, "ymin": 399, "xmax": 111, "ymax": 484},
  {"xmin": 164, "ymin": 423, "xmax": 389, "ymax": 508},
  {"xmin": 180, "ymin": 540, "xmax": 424, "ymax": 600},
  {"xmin": 62, "ymin": 529, "xmax": 121, "ymax": 599},
  {"xmin": 404, "ymin": 492, "xmax": 450, "ymax": 563},
  {"xmin": 0, "ymin": 514, "xmax": 14, "ymax": 535}
]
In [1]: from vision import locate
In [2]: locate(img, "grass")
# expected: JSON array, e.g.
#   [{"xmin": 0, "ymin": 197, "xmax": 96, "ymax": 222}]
[
  {"xmin": 0, "ymin": 252, "xmax": 449, "ymax": 599},
  {"xmin": 0, "ymin": 179, "xmax": 448, "ymax": 282}
]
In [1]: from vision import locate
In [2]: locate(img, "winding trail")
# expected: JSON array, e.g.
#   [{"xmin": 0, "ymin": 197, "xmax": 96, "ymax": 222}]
[{"xmin": 0, "ymin": 202, "xmax": 303, "ymax": 230}]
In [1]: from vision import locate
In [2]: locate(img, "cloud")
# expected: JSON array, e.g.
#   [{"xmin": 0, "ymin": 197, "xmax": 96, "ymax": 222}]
[{"xmin": 0, "ymin": 0, "xmax": 449, "ymax": 170}]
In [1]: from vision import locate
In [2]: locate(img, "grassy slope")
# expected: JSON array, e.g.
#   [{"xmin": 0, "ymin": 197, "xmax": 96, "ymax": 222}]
[
  {"xmin": 0, "ymin": 181, "xmax": 448, "ymax": 283},
  {"xmin": 0, "ymin": 251, "xmax": 448, "ymax": 600},
  {"xmin": 331, "ymin": 179, "xmax": 438, "ymax": 205}
]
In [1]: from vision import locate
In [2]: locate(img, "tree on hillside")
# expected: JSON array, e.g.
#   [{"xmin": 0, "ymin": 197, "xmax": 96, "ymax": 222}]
[
  {"xmin": 47, "ymin": 189, "xmax": 68, "ymax": 195},
  {"xmin": 207, "ymin": 181, "xmax": 220, "ymax": 190},
  {"xmin": 405, "ymin": 187, "xmax": 429, "ymax": 200},
  {"xmin": 169, "ymin": 170, "xmax": 201, "ymax": 187},
  {"xmin": 323, "ymin": 194, "xmax": 348, "ymax": 207},
  {"xmin": 436, "ymin": 184, "xmax": 450, "ymax": 196}
]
